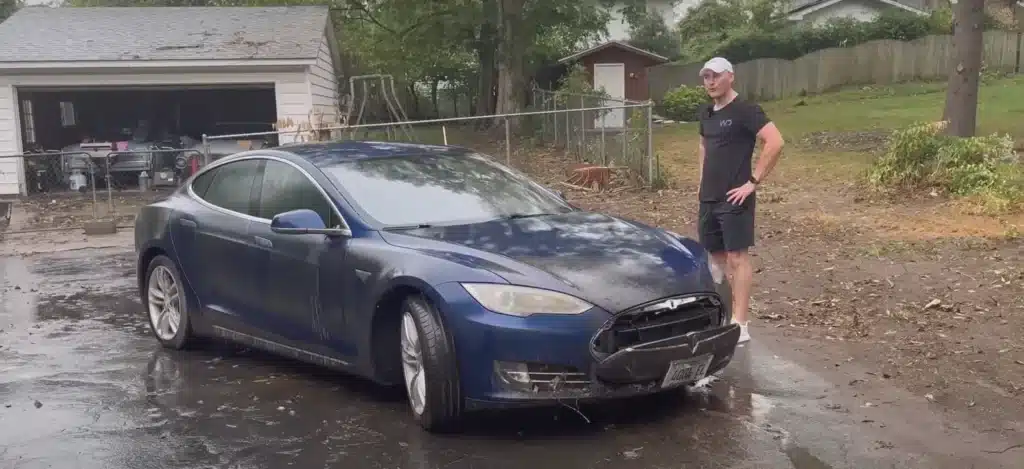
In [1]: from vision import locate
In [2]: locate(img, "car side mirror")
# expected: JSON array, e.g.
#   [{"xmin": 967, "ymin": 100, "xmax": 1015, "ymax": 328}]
[{"xmin": 270, "ymin": 209, "xmax": 350, "ymax": 237}]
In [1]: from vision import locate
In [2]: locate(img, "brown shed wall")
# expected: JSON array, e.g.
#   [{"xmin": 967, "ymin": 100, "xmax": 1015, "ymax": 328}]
[{"xmin": 580, "ymin": 47, "xmax": 663, "ymax": 101}]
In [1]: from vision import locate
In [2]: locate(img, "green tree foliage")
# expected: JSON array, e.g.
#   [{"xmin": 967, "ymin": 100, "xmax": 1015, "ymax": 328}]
[
  {"xmin": 674, "ymin": 0, "xmax": 787, "ymax": 63},
  {"xmin": 1, "ymin": 0, "xmax": 22, "ymax": 23},
  {"xmin": 626, "ymin": 9, "xmax": 679, "ymax": 60},
  {"xmin": 674, "ymin": 0, "xmax": 1004, "ymax": 65}
]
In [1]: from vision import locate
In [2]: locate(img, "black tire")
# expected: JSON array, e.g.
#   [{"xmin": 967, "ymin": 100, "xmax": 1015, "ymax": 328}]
[
  {"xmin": 402, "ymin": 295, "xmax": 463, "ymax": 432},
  {"xmin": 144, "ymin": 255, "xmax": 195, "ymax": 350}
]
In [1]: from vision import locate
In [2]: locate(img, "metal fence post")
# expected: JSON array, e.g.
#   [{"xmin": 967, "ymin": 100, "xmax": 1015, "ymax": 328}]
[
  {"xmin": 578, "ymin": 95, "xmax": 585, "ymax": 160},
  {"xmin": 201, "ymin": 134, "xmax": 211, "ymax": 166},
  {"xmin": 565, "ymin": 94, "xmax": 571, "ymax": 156},
  {"xmin": 504, "ymin": 117, "xmax": 511, "ymax": 166},
  {"xmin": 646, "ymin": 102, "xmax": 654, "ymax": 184},
  {"xmin": 620, "ymin": 104, "xmax": 627, "ymax": 166},
  {"xmin": 552, "ymin": 95, "xmax": 559, "ymax": 146}
]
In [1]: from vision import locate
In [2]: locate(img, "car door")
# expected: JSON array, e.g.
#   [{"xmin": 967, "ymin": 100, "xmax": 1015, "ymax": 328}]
[
  {"xmin": 248, "ymin": 158, "xmax": 350, "ymax": 346},
  {"xmin": 178, "ymin": 158, "xmax": 264, "ymax": 326}
]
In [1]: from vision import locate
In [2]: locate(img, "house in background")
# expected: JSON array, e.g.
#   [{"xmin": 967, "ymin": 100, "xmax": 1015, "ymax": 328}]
[{"xmin": 785, "ymin": 0, "xmax": 930, "ymax": 26}]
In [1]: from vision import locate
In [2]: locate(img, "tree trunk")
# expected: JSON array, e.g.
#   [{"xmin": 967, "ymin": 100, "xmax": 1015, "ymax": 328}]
[
  {"xmin": 942, "ymin": 0, "xmax": 985, "ymax": 137},
  {"xmin": 494, "ymin": 0, "xmax": 527, "ymax": 130},
  {"xmin": 430, "ymin": 78, "xmax": 440, "ymax": 118},
  {"xmin": 407, "ymin": 83, "xmax": 421, "ymax": 120},
  {"xmin": 475, "ymin": 0, "xmax": 499, "ymax": 124}
]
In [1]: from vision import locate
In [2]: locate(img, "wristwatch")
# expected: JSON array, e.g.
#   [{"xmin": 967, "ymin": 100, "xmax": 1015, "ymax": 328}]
[{"xmin": 749, "ymin": 175, "xmax": 760, "ymax": 185}]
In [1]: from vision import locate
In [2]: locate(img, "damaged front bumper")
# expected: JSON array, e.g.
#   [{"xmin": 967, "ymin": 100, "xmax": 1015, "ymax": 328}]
[
  {"xmin": 435, "ymin": 283, "xmax": 741, "ymax": 410},
  {"xmin": 478, "ymin": 324, "xmax": 740, "ymax": 408}
]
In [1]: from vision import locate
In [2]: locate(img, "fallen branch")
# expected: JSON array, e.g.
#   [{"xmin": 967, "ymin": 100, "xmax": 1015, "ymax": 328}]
[{"xmin": 557, "ymin": 181, "xmax": 595, "ymax": 192}]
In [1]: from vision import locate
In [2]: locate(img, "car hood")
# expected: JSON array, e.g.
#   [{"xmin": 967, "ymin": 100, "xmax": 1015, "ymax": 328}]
[{"xmin": 378, "ymin": 211, "xmax": 709, "ymax": 314}]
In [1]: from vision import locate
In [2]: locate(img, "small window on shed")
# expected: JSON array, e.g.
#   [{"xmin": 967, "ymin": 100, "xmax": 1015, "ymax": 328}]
[{"xmin": 60, "ymin": 101, "xmax": 76, "ymax": 127}]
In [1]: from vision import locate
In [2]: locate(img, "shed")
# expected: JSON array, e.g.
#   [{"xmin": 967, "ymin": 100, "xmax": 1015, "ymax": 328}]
[
  {"xmin": 557, "ymin": 40, "xmax": 668, "ymax": 128},
  {"xmin": 0, "ymin": 6, "xmax": 343, "ymax": 196}
]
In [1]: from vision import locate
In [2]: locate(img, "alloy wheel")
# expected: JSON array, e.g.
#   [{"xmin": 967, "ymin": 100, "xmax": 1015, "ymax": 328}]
[
  {"xmin": 147, "ymin": 265, "xmax": 181, "ymax": 341},
  {"xmin": 400, "ymin": 311, "xmax": 427, "ymax": 416}
]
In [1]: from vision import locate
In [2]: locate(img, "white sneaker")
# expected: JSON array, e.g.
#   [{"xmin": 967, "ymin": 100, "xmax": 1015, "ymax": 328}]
[{"xmin": 735, "ymin": 322, "xmax": 750, "ymax": 344}]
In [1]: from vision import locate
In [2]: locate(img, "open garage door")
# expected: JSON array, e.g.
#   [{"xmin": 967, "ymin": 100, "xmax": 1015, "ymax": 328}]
[{"xmin": 17, "ymin": 84, "xmax": 276, "ymax": 191}]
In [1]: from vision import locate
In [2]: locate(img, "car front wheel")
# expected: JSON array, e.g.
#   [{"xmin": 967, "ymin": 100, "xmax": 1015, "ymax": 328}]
[
  {"xmin": 145, "ymin": 255, "xmax": 195, "ymax": 350},
  {"xmin": 400, "ymin": 295, "xmax": 463, "ymax": 432}
]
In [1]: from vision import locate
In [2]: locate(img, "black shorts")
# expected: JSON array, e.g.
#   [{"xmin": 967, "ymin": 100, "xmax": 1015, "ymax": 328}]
[{"xmin": 698, "ymin": 197, "xmax": 756, "ymax": 253}]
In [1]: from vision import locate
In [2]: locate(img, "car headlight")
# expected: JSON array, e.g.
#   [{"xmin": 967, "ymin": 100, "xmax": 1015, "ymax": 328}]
[{"xmin": 460, "ymin": 283, "xmax": 593, "ymax": 317}]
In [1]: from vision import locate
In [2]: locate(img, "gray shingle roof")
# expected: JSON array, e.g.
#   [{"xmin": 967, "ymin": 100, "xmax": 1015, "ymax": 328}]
[{"xmin": 0, "ymin": 6, "xmax": 331, "ymax": 63}]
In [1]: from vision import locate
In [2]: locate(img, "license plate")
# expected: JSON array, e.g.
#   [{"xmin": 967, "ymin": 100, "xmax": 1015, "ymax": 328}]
[{"xmin": 661, "ymin": 354, "xmax": 713, "ymax": 388}]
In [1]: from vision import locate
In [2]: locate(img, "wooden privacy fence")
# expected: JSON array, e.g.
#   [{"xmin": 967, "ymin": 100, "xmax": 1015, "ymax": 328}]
[{"xmin": 648, "ymin": 30, "xmax": 1024, "ymax": 102}]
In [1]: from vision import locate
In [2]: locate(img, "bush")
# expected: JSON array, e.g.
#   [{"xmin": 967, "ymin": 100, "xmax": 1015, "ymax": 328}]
[
  {"xmin": 661, "ymin": 85, "xmax": 708, "ymax": 121},
  {"xmin": 868, "ymin": 121, "xmax": 1024, "ymax": 213}
]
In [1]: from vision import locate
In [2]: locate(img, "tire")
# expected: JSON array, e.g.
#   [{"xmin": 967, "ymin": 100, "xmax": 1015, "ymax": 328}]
[
  {"xmin": 399, "ymin": 295, "xmax": 463, "ymax": 432},
  {"xmin": 144, "ymin": 255, "xmax": 195, "ymax": 350}
]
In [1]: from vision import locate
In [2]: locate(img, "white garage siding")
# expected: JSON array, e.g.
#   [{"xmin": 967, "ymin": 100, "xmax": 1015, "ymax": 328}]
[
  {"xmin": 0, "ymin": 85, "xmax": 23, "ymax": 196},
  {"xmin": 307, "ymin": 37, "xmax": 341, "ymax": 132}
]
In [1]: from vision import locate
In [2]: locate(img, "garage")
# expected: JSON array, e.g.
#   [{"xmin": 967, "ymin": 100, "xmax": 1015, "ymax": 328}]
[{"xmin": 0, "ymin": 5, "xmax": 343, "ymax": 196}]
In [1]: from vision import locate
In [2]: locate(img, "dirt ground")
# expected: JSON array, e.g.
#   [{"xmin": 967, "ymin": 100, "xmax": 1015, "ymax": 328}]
[
  {"xmin": 542, "ymin": 129, "xmax": 1024, "ymax": 443},
  {"xmin": 2, "ymin": 133, "xmax": 1021, "ymax": 445}
]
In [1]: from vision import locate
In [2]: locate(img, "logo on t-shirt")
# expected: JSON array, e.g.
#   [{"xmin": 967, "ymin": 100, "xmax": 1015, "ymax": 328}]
[{"xmin": 719, "ymin": 119, "xmax": 733, "ymax": 128}]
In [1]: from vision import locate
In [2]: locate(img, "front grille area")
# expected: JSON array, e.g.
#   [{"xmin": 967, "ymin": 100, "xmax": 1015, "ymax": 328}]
[
  {"xmin": 592, "ymin": 294, "xmax": 723, "ymax": 355},
  {"xmin": 495, "ymin": 361, "xmax": 590, "ymax": 393}
]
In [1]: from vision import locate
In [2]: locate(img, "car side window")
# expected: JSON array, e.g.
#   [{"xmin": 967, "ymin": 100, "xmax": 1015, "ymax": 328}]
[
  {"xmin": 199, "ymin": 159, "xmax": 262, "ymax": 216},
  {"xmin": 258, "ymin": 160, "xmax": 339, "ymax": 227},
  {"xmin": 189, "ymin": 167, "xmax": 218, "ymax": 198}
]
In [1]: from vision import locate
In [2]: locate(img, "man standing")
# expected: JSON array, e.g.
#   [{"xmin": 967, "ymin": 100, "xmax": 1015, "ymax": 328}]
[{"xmin": 696, "ymin": 57, "xmax": 785, "ymax": 343}]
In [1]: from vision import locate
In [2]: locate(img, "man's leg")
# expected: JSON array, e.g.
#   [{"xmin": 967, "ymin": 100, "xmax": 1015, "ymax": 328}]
[
  {"xmin": 719, "ymin": 201, "xmax": 756, "ymax": 342},
  {"xmin": 698, "ymin": 202, "xmax": 728, "ymax": 281},
  {"xmin": 726, "ymin": 249, "xmax": 753, "ymax": 326}
]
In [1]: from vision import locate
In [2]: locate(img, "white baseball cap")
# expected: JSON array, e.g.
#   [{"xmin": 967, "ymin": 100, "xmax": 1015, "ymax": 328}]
[{"xmin": 700, "ymin": 57, "xmax": 733, "ymax": 75}]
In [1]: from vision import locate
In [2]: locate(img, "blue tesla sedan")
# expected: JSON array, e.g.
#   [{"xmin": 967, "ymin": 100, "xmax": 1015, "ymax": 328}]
[{"xmin": 134, "ymin": 141, "xmax": 741, "ymax": 432}]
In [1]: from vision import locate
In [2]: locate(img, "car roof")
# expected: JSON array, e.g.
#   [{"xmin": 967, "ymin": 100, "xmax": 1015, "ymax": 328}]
[{"xmin": 276, "ymin": 140, "xmax": 475, "ymax": 168}]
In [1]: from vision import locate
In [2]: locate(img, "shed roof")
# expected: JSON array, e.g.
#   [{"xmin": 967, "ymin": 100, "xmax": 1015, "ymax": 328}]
[
  {"xmin": 557, "ymin": 40, "xmax": 669, "ymax": 65},
  {"xmin": 0, "ymin": 6, "xmax": 331, "ymax": 63}
]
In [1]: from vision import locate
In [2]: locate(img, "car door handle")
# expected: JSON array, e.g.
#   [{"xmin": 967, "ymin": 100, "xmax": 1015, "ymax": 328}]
[
  {"xmin": 179, "ymin": 219, "xmax": 197, "ymax": 228},
  {"xmin": 254, "ymin": 236, "xmax": 273, "ymax": 248}
]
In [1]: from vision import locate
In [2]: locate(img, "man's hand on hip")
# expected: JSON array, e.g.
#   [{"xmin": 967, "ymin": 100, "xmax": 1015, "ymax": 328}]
[{"xmin": 726, "ymin": 181, "xmax": 756, "ymax": 205}]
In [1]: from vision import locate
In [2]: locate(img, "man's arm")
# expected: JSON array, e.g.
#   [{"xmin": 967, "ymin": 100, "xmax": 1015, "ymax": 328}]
[
  {"xmin": 697, "ymin": 136, "xmax": 706, "ymax": 187},
  {"xmin": 743, "ymin": 104, "xmax": 784, "ymax": 184},
  {"xmin": 752, "ymin": 122, "xmax": 784, "ymax": 183}
]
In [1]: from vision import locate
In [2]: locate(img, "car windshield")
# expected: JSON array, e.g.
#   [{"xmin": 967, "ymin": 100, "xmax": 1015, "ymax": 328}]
[{"xmin": 321, "ymin": 152, "xmax": 573, "ymax": 228}]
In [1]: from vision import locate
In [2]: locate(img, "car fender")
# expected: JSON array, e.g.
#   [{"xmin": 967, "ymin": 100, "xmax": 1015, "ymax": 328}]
[{"xmin": 348, "ymin": 247, "xmax": 508, "ymax": 382}]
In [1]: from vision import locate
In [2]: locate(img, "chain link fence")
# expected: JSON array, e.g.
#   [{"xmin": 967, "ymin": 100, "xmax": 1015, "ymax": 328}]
[
  {"xmin": 0, "ymin": 148, "xmax": 204, "ymax": 234},
  {"xmin": 203, "ymin": 88, "xmax": 658, "ymax": 187},
  {"xmin": 530, "ymin": 87, "xmax": 658, "ymax": 184},
  {"xmin": 0, "ymin": 88, "xmax": 657, "ymax": 234}
]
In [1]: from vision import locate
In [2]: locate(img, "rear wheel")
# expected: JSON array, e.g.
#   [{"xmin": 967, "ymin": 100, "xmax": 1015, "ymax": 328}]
[
  {"xmin": 145, "ymin": 255, "xmax": 195, "ymax": 350},
  {"xmin": 400, "ymin": 295, "xmax": 463, "ymax": 432}
]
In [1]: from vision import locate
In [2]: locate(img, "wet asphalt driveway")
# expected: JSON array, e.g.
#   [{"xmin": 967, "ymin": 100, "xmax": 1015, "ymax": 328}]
[{"xmin": 1, "ymin": 247, "xmax": 1020, "ymax": 469}]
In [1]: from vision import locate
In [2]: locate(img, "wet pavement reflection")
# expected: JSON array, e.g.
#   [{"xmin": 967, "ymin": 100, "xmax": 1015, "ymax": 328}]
[{"xmin": 0, "ymin": 248, "xmax": 1017, "ymax": 469}]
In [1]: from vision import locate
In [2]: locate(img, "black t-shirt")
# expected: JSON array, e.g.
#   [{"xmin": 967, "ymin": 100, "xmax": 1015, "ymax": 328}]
[{"xmin": 698, "ymin": 98, "xmax": 770, "ymax": 203}]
